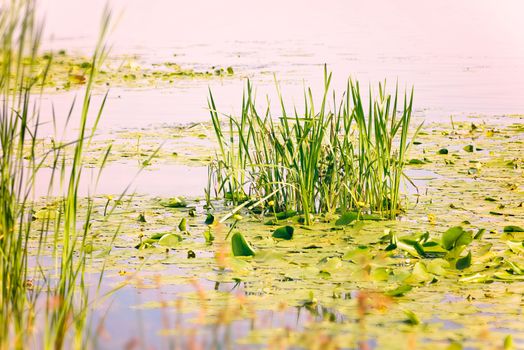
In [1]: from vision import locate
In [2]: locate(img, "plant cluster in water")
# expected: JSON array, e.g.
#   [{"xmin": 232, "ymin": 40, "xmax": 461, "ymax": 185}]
[
  {"xmin": 0, "ymin": 50, "xmax": 235, "ymax": 91},
  {"xmin": 208, "ymin": 67, "xmax": 420, "ymax": 225}
]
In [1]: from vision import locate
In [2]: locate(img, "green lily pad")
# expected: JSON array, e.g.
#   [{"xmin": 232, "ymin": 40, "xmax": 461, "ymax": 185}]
[
  {"xmin": 456, "ymin": 251, "xmax": 472, "ymax": 270},
  {"xmin": 272, "ymin": 226, "xmax": 294, "ymax": 240},
  {"xmin": 178, "ymin": 217, "xmax": 187, "ymax": 231},
  {"xmin": 160, "ymin": 197, "xmax": 187, "ymax": 208},
  {"xmin": 158, "ymin": 233, "xmax": 183, "ymax": 248},
  {"xmin": 205, "ymin": 213, "xmax": 215, "ymax": 225},
  {"xmin": 503, "ymin": 225, "xmax": 524, "ymax": 233},
  {"xmin": 231, "ymin": 232, "xmax": 255, "ymax": 256},
  {"xmin": 463, "ymin": 145, "xmax": 474, "ymax": 152},
  {"xmin": 385, "ymin": 284, "xmax": 412, "ymax": 297},
  {"xmin": 441, "ymin": 226, "xmax": 472, "ymax": 251},
  {"xmin": 335, "ymin": 211, "xmax": 358, "ymax": 226}
]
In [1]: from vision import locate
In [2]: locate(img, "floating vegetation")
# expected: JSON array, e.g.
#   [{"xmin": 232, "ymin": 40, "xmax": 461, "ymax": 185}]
[
  {"xmin": 0, "ymin": 51, "xmax": 235, "ymax": 91},
  {"xmin": 2, "ymin": 0, "xmax": 524, "ymax": 349},
  {"xmin": 208, "ymin": 67, "xmax": 420, "ymax": 223}
]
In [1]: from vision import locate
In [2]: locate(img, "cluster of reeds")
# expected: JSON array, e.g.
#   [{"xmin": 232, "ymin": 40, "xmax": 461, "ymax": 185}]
[
  {"xmin": 0, "ymin": 1, "xmax": 112, "ymax": 348},
  {"xmin": 209, "ymin": 67, "xmax": 420, "ymax": 224}
]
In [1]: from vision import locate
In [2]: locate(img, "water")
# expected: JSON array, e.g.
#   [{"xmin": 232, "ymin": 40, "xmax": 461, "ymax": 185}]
[
  {"xmin": 27, "ymin": 1, "xmax": 524, "ymax": 348},
  {"xmin": 36, "ymin": 0, "xmax": 524, "ymax": 134}
]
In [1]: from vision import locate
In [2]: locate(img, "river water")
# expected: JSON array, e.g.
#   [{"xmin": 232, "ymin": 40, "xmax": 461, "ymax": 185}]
[
  {"xmin": 38, "ymin": 0, "xmax": 524, "ymax": 130},
  {"xmin": 27, "ymin": 1, "xmax": 524, "ymax": 348}
]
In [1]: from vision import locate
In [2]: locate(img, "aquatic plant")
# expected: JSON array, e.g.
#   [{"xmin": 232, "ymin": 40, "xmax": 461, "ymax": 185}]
[
  {"xmin": 0, "ymin": 1, "xmax": 113, "ymax": 348},
  {"xmin": 208, "ymin": 67, "xmax": 420, "ymax": 224}
]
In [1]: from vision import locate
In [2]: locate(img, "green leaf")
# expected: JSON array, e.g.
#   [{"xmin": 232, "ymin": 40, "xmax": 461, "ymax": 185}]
[
  {"xmin": 275, "ymin": 210, "xmax": 297, "ymax": 220},
  {"xmin": 335, "ymin": 211, "xmax": 358, "ymax": 226},
  {"xmin": 437, "ymin": 148, "xmax": 448, "ymax": 155},
  {"xmin": 441, "ymin": 226, "xmax": 472, "ymax": 251},
  {"xmin": 505, "ymin": 260, "xmax": 523, "ymax": 275},
  {"xmin": 397, "ymin": 239, "xmax": 426, "ymax": 258},
  {"xmin": 385, "ymin": 284, "xmax": 412, "ymax": 297},
  {"xmin": 408, "ymin": 159, "xmax": 425, "ymax": 165},
  {"xmin": 427, "ymin": 258, "xmax": 450, "ymax": 275},
  {"xmin": 178, "ymin": 217, "xmax": 187, "ymax": 231},
  {"xmin": 272, "ymin": 226, "xmax": 294, "ymax": 240},
  {"xmin": 504, "ymin": 335, "xmax": 513, "ymax": 350},
  {"xmin": 137, "ymin": 213, "xmax": 147, "ymax": 222},
  {"xmin": 456, "ymin": 251, "xmax": 472, "ymax": 270},
  {"xmin": 406, "ymin": 262, "xmax": 433, "ymax": 284},
  {"xmin": 203, "ymin": 229, "xmax": 214, "ymax": 244},
  {"xmin": 160, "ymin": 197, "xmax": 187, "ymax": 208},
  {"xmin": 504, "ymin": 225, "xmax": 524, "ymax": 233},
  {"xmin": 463, "ymin": 144, "xmax": 474, "ymax": 152},
  {"xmin": 474, "ymin": 228, "xmax": 486, "ymax": 240},
  {"xmin": 231, "ymin": 232, "xmax": 255, "ymax": 256},
  {"xmin": 506, "ymin": 241, "xmax": 524, "ymax": 254},
  {"xmin": 403, "ymin": 309, "xmax": 420, "ymax": 325},
  {"xmin": 158, "ymin": 233, "xmax": 182, "ymax": 248},
  {"xmin": 205, "ymin": 213, "xmax": 215, "ymax": 225}
]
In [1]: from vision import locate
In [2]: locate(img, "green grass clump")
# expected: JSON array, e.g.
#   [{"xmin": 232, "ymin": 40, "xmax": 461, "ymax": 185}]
[
  {"xmin": 209, "ymin": 67, "xmax": 420, "ymax": 224},
  {"xmin": 0, "ymin": 1, "xmax": 114, "ymax": 348}
]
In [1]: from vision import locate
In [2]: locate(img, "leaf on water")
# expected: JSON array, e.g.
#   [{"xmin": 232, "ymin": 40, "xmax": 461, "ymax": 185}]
[
  {"xmin": 456, "ymin": 251, "xmax": 472, "ymax": 270},
  {"xmin": 459, "ymin": 273, "xmax": 493, "ymax": 283},
  {"xmin": 178, "ymin": 217, "xmax": 187, "ymax": 231},
  {"xmin": 160, "ymin": 197, "xmax": 187, "ymax": 208},
  {"xmin": 403, "ymin": 309, "xmax": 420, "ymax": 325},
  {"xmin": 343, "ymin": 246, "xmax": 370, "ymax": 261},
  {"xmin": 335, "ymin": 211, "xmax": 358, "ymax": 226},
  {"xmin": 205, "ymin": 213, "xmax": 215, "ymax": 225},
  {"xmin": 149, "ymin": 233, "xmax": 164, "ymax": 240},
  {"xmin": 158, "ymin": 233, "xmax": 183, "ymax": 248},
  {"xmin": 437, "ymin": 148, "xmax": 449, "ymax": 155},
  {"xmin": 361, "ymin": 214, "xmax": 382, "ymax": 221},
  {"xmin": 272, "ymin": 226, "xmax": 294, "ymax": 240},
  {"xmin": 203, "ymin": 229, "xmax": 214, "ymax": 244},
  {"xmin": 505, "ymin": 260, "xmax": 523, "ymax": 275},
  {"xmin": 385, "ymin": 284, "xmax": 412, "ymax": 297},
  {"xmin": 503, "ymin": 225, "xmax": 524, "ymax": 233},
  {"xmin": 137, "ymin": 212, "xmax": 147, "ymax": 223},
  {"xmin": 463, "ymin": 145, "xmax": 474, "ymax": 152},
  {"xmin": 275, "ymin": 210, "xmax": 297, "ymax": 220},
  {"xmin": 231, "ymin": 232, "xmax": 256, "ymax": 256},
  {"xmin": 427, "ymin": 258, "xmax": 450, "ymax": 275},
  {"xmin": 441, "ymin": 226, "xmax": 472, "ymax": 251},
  {"xmin": 371, "ymin": 267, "xmax": 390, "ymax": 282},
  {"xmin": 397, "ymin": 239, "xmax": 426, "ymax": 258},
  {"xmin": 474, "ymin": 228, "xmax": 485, "ymax": 240},
  {"xmin": 32, "ymin": 208, "xmax": 58, "ymax": 220},
  {"xmin": 408, "ymin": 159, "xmax": 425, "ymax": 165},
  {"xmin": 506, "ymin": 241, "xmax": 524, "ymax": 254},
  {"xmin": 405, "ymin": 262, "xmax": 434, "ymax": 284}
]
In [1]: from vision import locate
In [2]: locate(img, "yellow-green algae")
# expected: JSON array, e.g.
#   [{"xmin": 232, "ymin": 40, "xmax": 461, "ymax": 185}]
[
  {"xmin": 25, "ymin": 119, "xmax": 524, "ymax": 349},
  {"xmin": 4, "ymin": 51, "xmax": 235, "ymax": 91}
]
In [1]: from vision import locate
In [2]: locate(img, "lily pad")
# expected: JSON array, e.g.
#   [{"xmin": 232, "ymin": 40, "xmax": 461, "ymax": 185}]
[
  {"xmin": 160, "ymin": 197, "xmax": 187, "ymax": 208},
  {"xmin": 455, "ymin": 251, "xmax": 472, "ymax": 270},
  {"xmin": 231, "ymin": 232, "xmax": 255, "ymax": 256},
  {"xmin": 441, "ymin": 226, "xmax": 472, "ymax": 251},
  {"xmin": 158, "ymin": 233, "xmax": 183, "ymax": 248},
  {"xmin": 335, "ymin": 211, "xmax": 358, "ymax": 226},
  {"xmin": 272, "ymin": 226, "xmax": 294, "ymax": 240}
]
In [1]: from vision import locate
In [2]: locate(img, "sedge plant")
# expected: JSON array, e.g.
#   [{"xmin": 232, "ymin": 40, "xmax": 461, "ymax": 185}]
[{"xmin": 208, "ymin": 67, "xmax": 421, "ymax": 224}]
